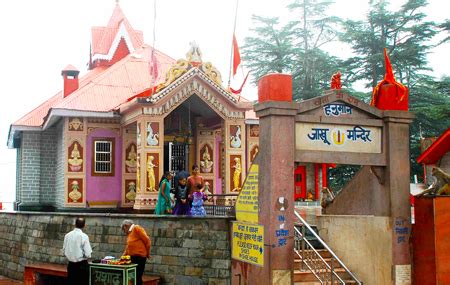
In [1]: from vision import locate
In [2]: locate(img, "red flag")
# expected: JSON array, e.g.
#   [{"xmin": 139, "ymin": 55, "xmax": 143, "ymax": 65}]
[
  {"xmin": 232, "ymin": 34, "xmax": 241, "ymax": 76},
  {"xmin": 230, "ymin": 72, "xmax": 249, "ymax": 95}
]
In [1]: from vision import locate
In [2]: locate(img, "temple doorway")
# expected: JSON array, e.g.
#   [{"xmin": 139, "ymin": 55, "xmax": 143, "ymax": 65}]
[{"xmin": 163, "ymin": 95, "xmax": 224, "ymax": 193}]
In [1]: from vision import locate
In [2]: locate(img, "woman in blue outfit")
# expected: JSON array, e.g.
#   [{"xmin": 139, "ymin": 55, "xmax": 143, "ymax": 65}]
[{"xmin": 155, "ymin": 171, "xmax": 173, "ymax": 215}]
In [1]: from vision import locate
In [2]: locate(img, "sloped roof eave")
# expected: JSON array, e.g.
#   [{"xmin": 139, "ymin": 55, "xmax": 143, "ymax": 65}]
[{"xmin": 8, "ymin": 108, "xmax": 119, "ymax": 149}]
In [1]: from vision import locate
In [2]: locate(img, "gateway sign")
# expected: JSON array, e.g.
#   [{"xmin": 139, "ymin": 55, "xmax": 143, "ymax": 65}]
[{"xmin": 296, "ymin": 122, "xmax": 382, "ymax": 153}]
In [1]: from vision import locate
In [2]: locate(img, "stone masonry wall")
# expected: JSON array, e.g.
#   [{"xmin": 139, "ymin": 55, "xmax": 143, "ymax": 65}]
[
  {"xmin": 39, "ymin": 127, "xmax": 58, "ymax": 205},
  {"xmin": 0, "ymin": 212, "xmax": 232, "ymax": 285},
  {"xmin": 55, "ymin": 121, "xmax": 65, "ymax": 208},
  {"xmin": 19, "ymin": 132, "xmax": 41, "ymax": 204}
]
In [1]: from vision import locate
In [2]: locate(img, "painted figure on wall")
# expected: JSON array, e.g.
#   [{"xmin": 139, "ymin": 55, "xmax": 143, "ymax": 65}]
[
  {"xmin": 68, "ymin": 142, "xmax": 83, "ymax": 172},
  {"xmin": 125, "ymin": 144, "xmax": 137, "ymax": 173},
  {"xmin": 250, "ymin": 145, "xmax": 259, "ymax": 162},
  {"xmin": 146, "ymin": 122, "xmax": 159, "ymax": 146},
  {"xmin": 137, "ymin": 123, "xmax": 141, "ymax": 147},
  {"xmin": 125, "ymin": 181, "xmax": 136, "ymax": 202},
  {"xmin": 250, "ymin": 125, "xmax": 259, "ymax": 137},
  {"xmin": 136, "ymin": 153, "xmax": 141, "ymax": 193},
  {"xmin": 68, "ymin": 117, "xmax": 83, "ymax": 131},
  {"xmin": 147, "ymin": 155, "xmax": 158, "ymax": 192},
  {"xmin": 232, "ymin": 157, "xmax": 242, "ymax": 192},
  {"xmin": 68, "ymin": 179, "xmax": 82, "ymax": 203},
  {"xmin": 200, "ymin": 144, "xmax": 213, "ymax": 173},
  {"xmin": 230, "ymin": 125, "xmax": 242, "ymax": 148}
]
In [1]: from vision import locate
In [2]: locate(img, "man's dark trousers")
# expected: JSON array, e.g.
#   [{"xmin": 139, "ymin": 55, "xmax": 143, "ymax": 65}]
[
  {"xmin": 131, "ymin": 255, "xmax": 147, "ymax": 285},
  {"xmin": 67, "ymin": 260, "xmax": 88, "ymax": 285}
]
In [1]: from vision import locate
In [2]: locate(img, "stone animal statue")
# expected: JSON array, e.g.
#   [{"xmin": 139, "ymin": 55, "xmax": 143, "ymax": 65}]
[
  {"xmin": 321, "ymin": 187, "xmax": 334, "ymax": 208},
  {"xmin": 416, "ymin": 167, "xmax": 450, "ymax": 196}
]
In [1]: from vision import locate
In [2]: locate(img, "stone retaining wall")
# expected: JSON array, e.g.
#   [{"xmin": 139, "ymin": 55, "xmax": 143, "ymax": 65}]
[{"xmin": 0, "ymin": 212, "xmax": 232, "ymax": 285}]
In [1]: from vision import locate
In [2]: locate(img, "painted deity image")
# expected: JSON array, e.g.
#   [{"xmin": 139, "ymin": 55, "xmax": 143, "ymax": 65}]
[
  {"xmin": 125, "ymin": 144, "xmax": 137, "ymax": 173},
  {"xmin": 147, "ymin": 154, "xmax": 158, "ymax": 192},
  {"xmin": 231, "ymin": 157, "xmax": 242, "ymax": 192},
  {"xmin": 125, "ymin": 180, "xmax": 137, "ymax": 202},
  {"xmin": 68, "ymin": 142, "xmax": 83, "ymax": 172},
  {"xmin": 200, "ymin": 144, "xmax": 213, "ymax": 173},
  {"xmin": 68, "ymin": 179, "xmax": 82, "ymax": 203}
]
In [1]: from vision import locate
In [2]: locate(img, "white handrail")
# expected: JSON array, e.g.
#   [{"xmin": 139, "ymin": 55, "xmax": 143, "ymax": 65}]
[{"xmin": 295, "ymin": 211, "xmax": 362, "ymax": 285}]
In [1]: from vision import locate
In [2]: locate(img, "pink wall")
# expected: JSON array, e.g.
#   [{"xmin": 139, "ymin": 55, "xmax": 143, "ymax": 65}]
[{"xmin": 86, "ymin": 128, "xmax": 122, "ymax": 203}]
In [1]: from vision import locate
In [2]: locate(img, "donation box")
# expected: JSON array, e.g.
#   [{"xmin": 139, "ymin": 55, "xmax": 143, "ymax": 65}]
[{"xmin": 89, "ymin": 263, "xmax": 137, "ymax": 285}]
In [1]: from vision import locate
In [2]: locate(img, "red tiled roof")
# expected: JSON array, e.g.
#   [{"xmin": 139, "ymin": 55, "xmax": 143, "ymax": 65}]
[
  {"xmin": 91, "ymin": 4, "xmax": 143, "ymax": 57},
  {"xmin": 13, "ymin": 46, "xmax": 175, "ymax": 127},
  {"xmin": 417, "ymin": 128, "xmax": 450, "ymax": 165}
]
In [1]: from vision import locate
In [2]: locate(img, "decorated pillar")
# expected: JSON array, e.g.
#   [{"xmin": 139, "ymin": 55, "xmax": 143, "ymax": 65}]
[
  {"xmin": 225, "ymin": 120, "xmax": 246, "ymax": 193},
  {"xmin": 197, "ymin": 128, "xmax": 216, "ymax": 194},
  {"xmin": 133, "ymin": 116, "xmax": 164, "ymax": 210},
  {"xmin": 248, "ymin": 74, "xmax": 298, "ymax": 284},
  {"xmin": 65, "ymin": 117, "xmax": 87, "ymax": 207},
  {"xmin": 122, "ymin": 125, "xmax": 137, "ymax": 207}
]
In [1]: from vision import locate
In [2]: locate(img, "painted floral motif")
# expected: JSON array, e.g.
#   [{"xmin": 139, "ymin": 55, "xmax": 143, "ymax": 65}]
[{"xmin": 68, "ymin": 118, "xmax": 83, "ymax": 131}]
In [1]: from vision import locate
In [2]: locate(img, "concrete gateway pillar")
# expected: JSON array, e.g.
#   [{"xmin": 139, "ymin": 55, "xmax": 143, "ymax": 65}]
[{"xmin": 248, "ymin": 74, "xmax": 299, "ymax": 284}]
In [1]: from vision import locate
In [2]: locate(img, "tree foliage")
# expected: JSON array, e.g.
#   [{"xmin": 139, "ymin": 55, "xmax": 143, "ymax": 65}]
[{"xmin": 242, "ymin": 0, "xmax": 342, "ymax": 100}]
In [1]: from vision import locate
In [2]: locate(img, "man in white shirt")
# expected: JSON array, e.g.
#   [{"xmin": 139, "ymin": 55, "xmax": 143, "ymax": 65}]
[{"xmin": 63, "ymin": 217, "xmax": 92, "ymax": 285}]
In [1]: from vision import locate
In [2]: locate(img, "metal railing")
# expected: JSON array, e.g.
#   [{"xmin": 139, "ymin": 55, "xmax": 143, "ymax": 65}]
[
  {"xmin": 204, "ymin": 194, "xmax": 238, "ymax": 216},
  {"xmin": 294, "ymin": 211, "xmax": 362, "ymax": 285}
]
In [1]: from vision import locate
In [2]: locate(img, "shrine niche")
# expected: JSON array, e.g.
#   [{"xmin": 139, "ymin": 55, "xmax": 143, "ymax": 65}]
[
  {"xmin": 200, "ymin": 143, "xmax": 214, "ymax": 174},
  {"xmin": 68, "ymin": 117, "xmax": 83, "ymax": 131},
  {"xmin": 124, "ymin": 179, "xmax": 137, "ymax": 203},
  {"xmin": 229, "ymin": 125, "xmax": 242, "ymax": 149},
  {"xmin": 125, "ymin": 143, "xmax": 137, "ymax": 173},
  {"xmin": 146, "ymin": 153, "xmax": 160, "ymax": 192},
  {"xmin": 249, "ymin": 125, "xmax": 260, "ymax": 138},
  {"xmin": 146, "ymin": 122, "xmax": 160, "ymax": 147},
  {"xmin": 230, "ymin": 154, "xmax": 242, "ymax": 192},
  {"xmin": 67, "ymin": 178, "xmax": 83, "ymax": 203},
  {"xmin": 67, "ymin": 141, "xmax": 83, "ymax": 172}
]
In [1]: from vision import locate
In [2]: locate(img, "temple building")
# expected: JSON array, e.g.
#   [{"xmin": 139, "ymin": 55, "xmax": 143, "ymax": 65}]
[{"xmin": 7, "ymin": 4, "xmax": 258, "ymax": 211}]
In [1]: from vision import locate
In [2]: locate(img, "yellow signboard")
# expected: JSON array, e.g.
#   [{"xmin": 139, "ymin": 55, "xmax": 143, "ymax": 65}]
[
  {"xmin": 232, "ymin": 221, "xmax": 264, "ymax": 266},
  {"xmin": 235, "ymin": 164, "xmax": 259, "ymax": 223}
]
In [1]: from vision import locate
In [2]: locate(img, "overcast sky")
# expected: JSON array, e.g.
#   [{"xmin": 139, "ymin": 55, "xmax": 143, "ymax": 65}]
[{"xmin": 0, "ymin": 0, "xmax": 448, "ymax": 204}]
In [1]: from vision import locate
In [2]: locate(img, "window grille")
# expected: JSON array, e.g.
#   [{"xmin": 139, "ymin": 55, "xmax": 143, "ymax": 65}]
[{"xmin": 94, "ymin": 141, "xmax": 112, "ymax": 174}]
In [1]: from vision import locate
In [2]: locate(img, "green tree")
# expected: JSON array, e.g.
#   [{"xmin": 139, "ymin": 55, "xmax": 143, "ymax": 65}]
[
  {"xmin": 342, "ymin": 0, "xmax": 439, "ymax": 89},
  {"xmin": 242, "ymin": 0, "xmax": 342, "ymax": 101},
  {"xmin": 410, "ymin": 77, "xmax": 450, "ymax": 181}
]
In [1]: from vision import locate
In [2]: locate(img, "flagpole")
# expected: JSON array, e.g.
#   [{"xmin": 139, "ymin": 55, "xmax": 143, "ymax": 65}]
[
  {"xmin": 228, "ymin": 0, "xmax": 239, "ymax": 89},
  {"xmin": 150, "ymin": 0, "xmax": 157, "ymax": 99}
]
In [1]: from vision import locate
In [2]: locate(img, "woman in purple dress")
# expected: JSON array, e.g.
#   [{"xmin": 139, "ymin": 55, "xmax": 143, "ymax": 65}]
[{"xmin": 172, "ymin": 177, "xmax": 191, "ymax": 215}]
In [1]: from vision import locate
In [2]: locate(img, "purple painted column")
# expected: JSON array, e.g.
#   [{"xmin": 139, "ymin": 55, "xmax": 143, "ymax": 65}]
[{"xmin": 248, "ymin": 74, "xmax": 299, "ymax": 284}]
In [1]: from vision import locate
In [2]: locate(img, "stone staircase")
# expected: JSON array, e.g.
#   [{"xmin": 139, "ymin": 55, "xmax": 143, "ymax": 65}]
[
  {"xmin": 294, "ymin": 249, "xmax": 358, "ymax": 284},
  {"xmin": 294, "ymin": 211, "xmax": 362, "ymax": 285}
]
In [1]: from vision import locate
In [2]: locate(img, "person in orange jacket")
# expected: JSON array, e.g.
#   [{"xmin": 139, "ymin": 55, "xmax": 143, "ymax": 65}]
[{"xmin": 121, "ymin": 220, "xmax": 151, "ymax": 285}]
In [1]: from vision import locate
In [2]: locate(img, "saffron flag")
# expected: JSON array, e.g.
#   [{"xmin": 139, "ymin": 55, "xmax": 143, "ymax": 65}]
[
  {"xmin": 370, "ymin": 48, "xmax": 408, "ymax": 111},
  {"xmin": 230, "ymin": 72, "xmax": 250, "ymax": 95},
  {"xmin": 232, "ymin": 34, "xmax": 241, "ymax": 76}
]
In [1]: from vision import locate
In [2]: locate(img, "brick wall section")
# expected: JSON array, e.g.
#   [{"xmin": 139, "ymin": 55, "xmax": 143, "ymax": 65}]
[
  {"xmin": 39, "ymin": 127, "xmax": 57, "ymax": 204},
  {"xmin": 55, "ymin": 121, "xmax": 65, "ymax": 208},
  {"xmin": 20, "ymin": 132, "xmax": 42, "ymax": 204},
  {"xmin": 0, "ymin": 213, "xmax": 232, "ymax": 285},
  {"xmin": 16, "ymin": 147, "xmax": 23, "ymax": 202}
]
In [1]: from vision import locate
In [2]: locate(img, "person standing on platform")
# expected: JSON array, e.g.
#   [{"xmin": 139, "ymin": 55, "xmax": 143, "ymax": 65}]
[
  {"xmin": 63, "ymin": 217, "xmax": 92, "ymax": 285},
  {"xmin": 187, "ymin": 164, "xmax": 205, "ymax": 203},
  {"xmin": 173, "ymin": 177, "xmax": 191, "ymax": 215},
  {"xmin": 121, "ymin": 219, "xmax": 151, "ymax": 285},
  {"xmin": 155, "ymin": 171, "xmax": 174, "ymax": 214}
]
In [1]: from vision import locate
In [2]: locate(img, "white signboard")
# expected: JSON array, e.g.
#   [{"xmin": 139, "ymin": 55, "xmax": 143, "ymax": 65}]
[{"xmin": 296, "ymin": 123, "xmax": 382, "ymax": 153}]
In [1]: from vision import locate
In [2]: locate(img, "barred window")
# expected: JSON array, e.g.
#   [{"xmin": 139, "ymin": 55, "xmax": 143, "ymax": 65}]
[{"xmin": 92, "ymin": 139, "xmax": 114, "ymax": 176}]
